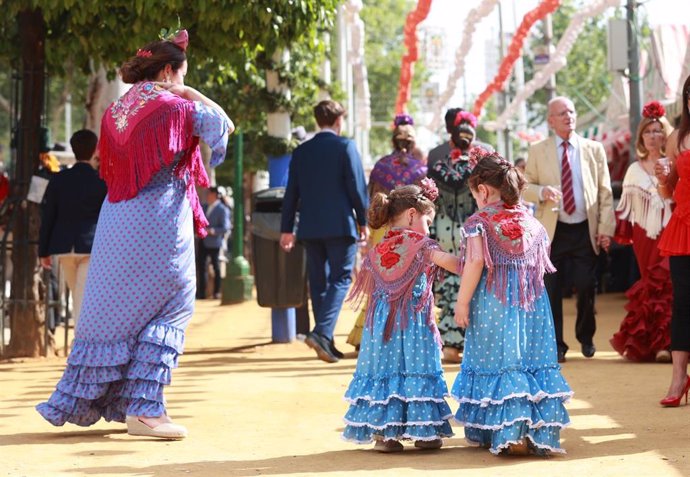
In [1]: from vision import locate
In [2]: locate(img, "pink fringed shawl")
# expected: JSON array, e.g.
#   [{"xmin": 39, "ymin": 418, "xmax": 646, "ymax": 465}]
[
  {"xmin": 348, "ymin": 228, "xmax": 441, "ymax": 343},
  {"xmin": 98, "ymin": 81, "xmax": 210, "ymax": 237},
  {"xmin": 460, "ymin": 202, "xmax": 556, "ymax": 310}
]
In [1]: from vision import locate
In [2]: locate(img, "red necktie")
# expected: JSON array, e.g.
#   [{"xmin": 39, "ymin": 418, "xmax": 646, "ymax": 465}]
[{"xmin": 561, "ymin": 141, "xmax": 576, "ymax": 215}]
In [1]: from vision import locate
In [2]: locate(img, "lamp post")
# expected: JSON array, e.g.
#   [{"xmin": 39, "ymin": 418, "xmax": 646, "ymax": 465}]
[
  {"xmin": 221, "ymin": 130, "xmax": 254, "ymax": 304},
  {"xmin": 627, "ymin": 0, "xmax": 642, "ymax": 158}
]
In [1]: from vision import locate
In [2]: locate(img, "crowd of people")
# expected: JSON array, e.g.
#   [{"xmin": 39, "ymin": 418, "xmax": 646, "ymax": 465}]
[
  {"xmin": 281, "ymin": 85, "xmax": 690, "ymax": 456},
  {"xmin": 28, "ymin": 27, "xmax": 690, "ymax": 459}
]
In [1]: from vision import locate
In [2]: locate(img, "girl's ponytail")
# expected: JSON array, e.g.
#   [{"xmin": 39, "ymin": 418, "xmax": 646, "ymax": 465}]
[
  {"xmin": 368, "ymin": 192, "xmax": 392, "ymax": 230},
  {"xmin": 500, "ymin": 166, "xmax": 526, "ymax": 206}
]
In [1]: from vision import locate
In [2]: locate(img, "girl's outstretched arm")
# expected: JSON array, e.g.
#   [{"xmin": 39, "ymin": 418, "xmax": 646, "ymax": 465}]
[
  {"xmin": 454, "ymin": 235, "xmax": 485, "ymax": 328},
  {"xmin": 430, "ymin": 250, "xmax": 461, "ymax": 274}
]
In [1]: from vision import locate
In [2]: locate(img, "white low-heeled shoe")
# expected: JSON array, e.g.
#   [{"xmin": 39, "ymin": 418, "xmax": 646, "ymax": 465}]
[{"xmin": 126, "ymin": 415, "xmax": 188, "ymax": 439}]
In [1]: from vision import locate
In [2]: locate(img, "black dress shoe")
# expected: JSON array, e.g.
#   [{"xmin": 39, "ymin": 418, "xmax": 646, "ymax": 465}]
[
  {"xmin": 557, "ymin": 350, "xmax": 567, "ymax": 363},
  {"xmin": 329, "ymin": 339, "xmax": 345, "ymax": 359},
  {"xmin": 305, "ymin": 332, "xmax": 339, "ymax": 363},
  {"xmin": 581, "ymin": 344, "xmax": 596, "ymax": 358}
]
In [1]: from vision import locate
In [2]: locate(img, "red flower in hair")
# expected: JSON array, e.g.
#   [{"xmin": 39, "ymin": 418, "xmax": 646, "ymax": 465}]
[
  {"xmin": 642, "ymin": 101, "xmax": 665, "ymax": 120},
  {"xmin": 419, "ymin": 177, "xmax": 439, "ymax": 202},
  {"xmin": 468, "ymin": 146, "xmax": 490, "ymax": 170}
]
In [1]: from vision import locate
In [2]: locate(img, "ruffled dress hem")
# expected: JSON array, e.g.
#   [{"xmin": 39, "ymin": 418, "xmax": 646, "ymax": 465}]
[
  {"xmin": 451, "ymin": 366, "xmax": 571, "ymax": 455},
  {"xmin": 36, "ymin": 322, "xmax": 185, "ymax": 427},
  {"xmin": 609, "ymin": 258, "xmax": 672, "ymax": 361}
]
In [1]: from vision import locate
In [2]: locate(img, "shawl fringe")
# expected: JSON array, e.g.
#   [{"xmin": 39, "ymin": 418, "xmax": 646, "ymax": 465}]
[
  {"xmin": 99, "ymin": 88, "xmax": 210, "ymax": 237},
  {"xmin": 347, "ymin": 232, "xmax": 441, "ymax": 344},
  {"xmin": 460, "ymin": 212, "xmax": 555, "ymax": 311},
  {"xmin": 617, "ymin": 183, "xmax": 671, "ymax": 240}
]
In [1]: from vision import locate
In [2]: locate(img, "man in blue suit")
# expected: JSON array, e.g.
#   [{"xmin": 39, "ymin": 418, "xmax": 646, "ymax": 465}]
[
  {"xmin": 280, "ymin": 100, "xmax": 369, "ymax": 363},
  {"xmin": 39, "ymin": 129, "xmax": 107, "ymax": 324},
  {"xmin": 197, "ymin": 186, "xmax": 231, "ymax": 299}
]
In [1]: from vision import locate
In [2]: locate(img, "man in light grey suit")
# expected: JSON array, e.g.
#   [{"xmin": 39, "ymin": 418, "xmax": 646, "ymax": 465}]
[{"xmin": 523, "ymin": 96, "xmax": 615, "ymax": 363}]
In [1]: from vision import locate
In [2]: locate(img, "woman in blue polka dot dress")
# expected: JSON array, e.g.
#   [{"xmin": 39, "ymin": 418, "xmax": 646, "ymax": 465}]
[
  {"xmin": 36, "ymin": 31, "xmax": 233, "ymax": 439},
  {"xmin": 451, "ymin": 153, "xmax": 572, "ymax": 456},
  {"xmin": 342, "ymin": 180, "xmax": 460, "ymax": 452}
]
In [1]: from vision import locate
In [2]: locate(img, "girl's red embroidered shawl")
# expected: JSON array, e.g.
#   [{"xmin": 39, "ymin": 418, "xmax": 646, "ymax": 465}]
[
  {"xmin": 461, "ymin": 202, "xmax": 556, "ymax": 310},
  {"xmin": 348, "ymin": 228, "xmax": 444, "ymax": 343},
  {"xmin": 98, "ymin": 82, "xmax": 210, "ymax": 237}
]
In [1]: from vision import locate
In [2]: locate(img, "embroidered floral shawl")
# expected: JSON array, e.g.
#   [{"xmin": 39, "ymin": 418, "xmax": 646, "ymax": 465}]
[
  {"xmin": 616, "ymin": 161, "xmax": 672, "ymax": 239},
  {"xmin": 461, "ymin": 202, "xmax": 556, "ymax": 310},
  {"xmin": 347, "ymin": 228, "xmax": 443, "ymax": 343},
  {"xmin": 369, "ymin": 151, "xmax": 427, "ymax": 193},
  {"xmin": 427, "ymin": 145, "xmax": 486, "ymax": 193},
  {"xmin": 99, "ymin": 81, "xmax": 210, "ymax": 237}
]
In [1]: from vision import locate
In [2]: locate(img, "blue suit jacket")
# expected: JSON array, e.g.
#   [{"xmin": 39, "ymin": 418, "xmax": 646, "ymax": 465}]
[
  {"xmin": 39, "ymin": 162, "xmax": 107, "ymax": 257},
  {"xmin": 202, "ymin": 201, "xmax": 231, "ymax": 249},
  {"xmin": 281, "ymin": 131, "xmax": 368, "ymax": 240}
]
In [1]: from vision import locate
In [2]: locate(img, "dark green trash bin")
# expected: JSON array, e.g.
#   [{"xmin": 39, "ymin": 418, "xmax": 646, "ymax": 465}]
[{"xmin": 251, "ymin": 187, "xmax": 307, "ymax": 308}]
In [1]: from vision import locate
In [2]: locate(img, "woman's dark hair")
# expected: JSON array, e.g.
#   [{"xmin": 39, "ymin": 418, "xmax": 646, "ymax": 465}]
[
  {"xmin": 678, "ymin": 74, "xmax": 690, "ymax": 150},
  {"xmin": 468, "ymin": 152, "xmax": 526, "ymax": 206},
  {"xmin": 444, "ymin": 107, "xmax": 462, "ymax": 133},
  {"xmin": 120, "ymin": 40, "xmax": 186, "ymax": 84},
  {"xmin": 368, "ymin": 184, "xmax": 435, "ymax": 230}
]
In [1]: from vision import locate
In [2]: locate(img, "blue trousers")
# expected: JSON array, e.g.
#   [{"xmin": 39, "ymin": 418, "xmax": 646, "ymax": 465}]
[{"xmin": 303, "ymin": 237, "xmax": 357, "ymax": 340}]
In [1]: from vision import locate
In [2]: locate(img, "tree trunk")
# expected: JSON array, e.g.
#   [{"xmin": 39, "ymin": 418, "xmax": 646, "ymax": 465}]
[
  {"xmin": 85, "ymin": 65, "xmax": 127, "ymax": 132},
  {"xmin": 6, "ymin": 9, "xmax": 48, "ymax": 358}
]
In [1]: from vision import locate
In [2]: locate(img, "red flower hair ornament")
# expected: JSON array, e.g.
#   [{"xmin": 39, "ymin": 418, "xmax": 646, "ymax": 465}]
[
  {"xmin": 419, "ymin": 177, "xmax": 439, "ymax": 202},
  {"xmin": 642, "ymin": 101, "xmax": 665, "ymax": 120}
]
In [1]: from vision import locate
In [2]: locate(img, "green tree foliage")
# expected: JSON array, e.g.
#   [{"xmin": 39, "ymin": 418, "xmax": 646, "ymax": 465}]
[
  {"xmin": 0, "ymin": 1, "xmax": 338, "ymax": 357},
  {"xmin": 524, "ymin": 0, "xmax": 613, "ymax": 126},
  {"xmin": 0, "ymin": 1, "xmax": 338, "ymax": 173},
  {"xmin": 361, "ymin": 0, "xmax": 428, "ymax": 159}
]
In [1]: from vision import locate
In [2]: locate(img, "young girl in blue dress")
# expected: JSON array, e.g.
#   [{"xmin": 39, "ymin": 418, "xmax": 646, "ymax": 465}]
[
  {"xmin": 451, "ymin": 153, "xmax": 572, "ymax": 455},
  {"xmin": 342, "ymin": 179, "xmax": 460, "ymax": 453}
]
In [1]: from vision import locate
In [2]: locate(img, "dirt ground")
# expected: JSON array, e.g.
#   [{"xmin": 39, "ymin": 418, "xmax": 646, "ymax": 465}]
[{"xmin": 1, "ymin": 293, "xmax": 689, "ymax": 477}]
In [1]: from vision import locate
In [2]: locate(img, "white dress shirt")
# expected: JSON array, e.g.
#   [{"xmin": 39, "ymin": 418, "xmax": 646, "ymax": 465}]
[{"xmin": 555, "ymin": 134, "xmax": 587, "ymax": 223}]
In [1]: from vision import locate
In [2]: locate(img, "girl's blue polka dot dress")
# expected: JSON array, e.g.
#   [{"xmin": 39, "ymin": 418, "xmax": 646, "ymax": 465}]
[
  {"xmin": 451, "ymin": 214, "xmax": 572, "ymax": 455},
  {"xmin": 342, "ymin": 272, "xmax": 454, "ymax": 443}
]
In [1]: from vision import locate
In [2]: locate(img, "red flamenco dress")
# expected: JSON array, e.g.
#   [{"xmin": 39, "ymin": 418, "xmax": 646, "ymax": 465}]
[
  {"xmin": 658, "ymin": 150, "xmax": 690, "ymax": 256},
  {"xmin": 611, "ymin": 160, "xmax": 673, "ymax": 361}
]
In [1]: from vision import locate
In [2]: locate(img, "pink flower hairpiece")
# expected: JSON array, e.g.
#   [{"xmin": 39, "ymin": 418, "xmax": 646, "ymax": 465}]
[
  {"xmin": 171, "ymin": 29, "xmax": 189, "ymax": 52},
  {"xmin": 136, "ymin": 49, "xmax": 152, "ymax": 58},
  {"xmin": 419, "ymin": 177, "xmax": 439, "ymax": 202},
  {"xmin": 468, "ymin": 146, "xmax": 491, "ymax": 170},
  {"xmin": 454, "ymin": 110, "xmax": 478, "ymax": 128},
  {"xmin": 158, "ymin": 26, "xmax": 189, "ymax": 52},
  {"xmin": 642, "ymin": 101, "xmax": 665, "ymax": 120}
]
